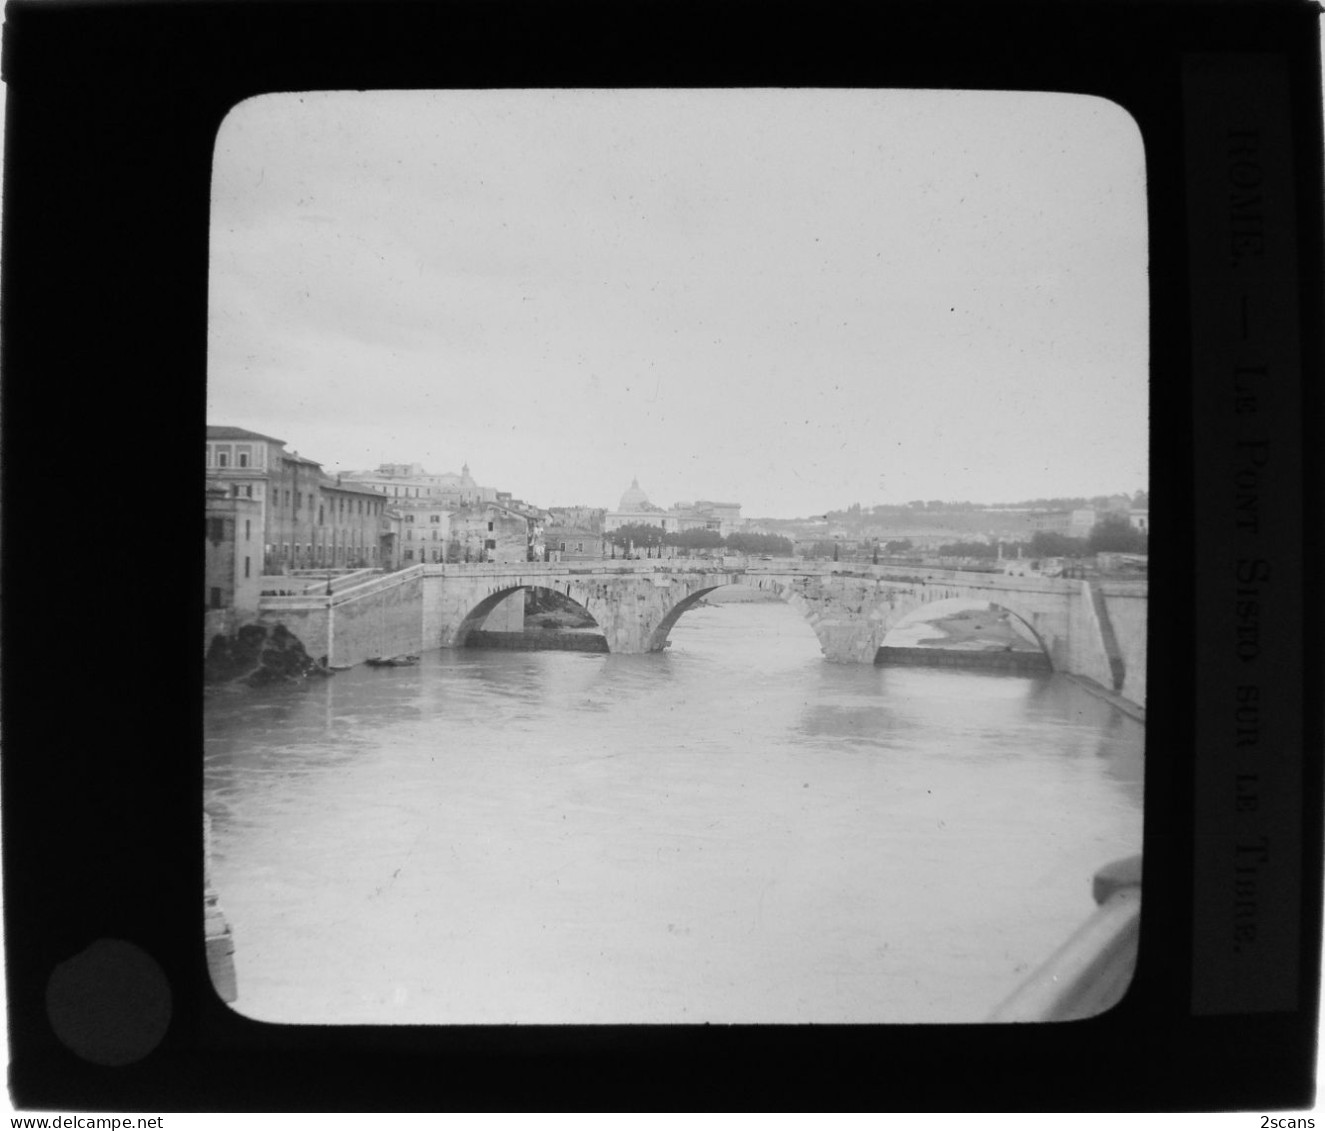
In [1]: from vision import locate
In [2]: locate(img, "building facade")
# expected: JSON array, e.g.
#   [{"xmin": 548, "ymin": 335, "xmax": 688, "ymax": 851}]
[
  {"xmin": 206, "ymin": 426, "xmax": 394, "ymax": 573},
  {"xmin": 544, "ymin": 527, "xmax": 607, "ymax": 561},
  {"xmin": 205, "ymin": 485, "xmax": 264, "ymax": 617},
  {"xmin": 395, "ymin": 497, "xmax": 453, "ymax": 565},
  {"xmin": 447, "ymin": 502, "xmax": 533, "ymax": 563},
  {"xmin": 604, "ymin": 478, "xmax": 673, "ymax": 534},
  {"xmin": 339, "ymin": 461, "xmax": 497, "ymax": 508}
]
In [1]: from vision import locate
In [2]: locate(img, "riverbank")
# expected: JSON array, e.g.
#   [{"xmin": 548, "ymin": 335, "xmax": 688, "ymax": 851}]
[
  {"xmin": 204, "ymin": 623, "xmax": 331, "ymax": 686},
  {"xmin": 909, "ymin": 608, "xmax": 1041, "ymax": 652}
]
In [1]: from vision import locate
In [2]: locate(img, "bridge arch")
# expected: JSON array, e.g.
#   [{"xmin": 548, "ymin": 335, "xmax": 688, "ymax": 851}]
[
  {"xmin": 451, "ymin": 584, "xmax": 605, "ymax": 646},
  {"xmin": 646, "ymin": 579, "xmax": 828, "ymax": 656},
  {"xmin": 880, "ymin": 595, "xmax": 1052, "ymax": 662}
]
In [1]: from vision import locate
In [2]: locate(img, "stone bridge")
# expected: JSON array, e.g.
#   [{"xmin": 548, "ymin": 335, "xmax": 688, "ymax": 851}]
[{"xmin": 255, "ymin": 559, "xmax": 1146, "ymax": 708}]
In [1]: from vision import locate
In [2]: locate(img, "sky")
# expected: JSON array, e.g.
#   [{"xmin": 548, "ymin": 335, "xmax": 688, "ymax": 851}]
[{"xmin": 207, "ymin": 88, "xmax": 1149, "ymax": 518}]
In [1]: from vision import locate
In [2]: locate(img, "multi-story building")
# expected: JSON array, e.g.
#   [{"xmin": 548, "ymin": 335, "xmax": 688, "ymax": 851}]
[
  {"xmin": 205, "ymin": 484, "xmax": 264, "ymax": 616},
  {"xmin": 395, "ymin": 497, "xmax": 453, "ymax": 565},
  {"xmin": 447, "ymin": 502, "xmax": 533, "ymax": 563},
  {"xmin": 544, "ymin": 527, "xmax": 607, "ymax": 561},
  {"xmin": 339, "ymin": 461, "xmax": 497, "ymax": 508},
  {"xmin": 206, "ymin": 426, "xmax": 394, "ymax": 573}
]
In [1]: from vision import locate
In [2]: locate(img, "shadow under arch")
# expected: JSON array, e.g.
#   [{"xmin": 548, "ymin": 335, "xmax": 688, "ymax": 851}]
[
  {"xmin": 646, "ymin": 579, "xmax": 827, "ymax": 656},
  {"xmin": 881, "ymin": 596, "xmax": 1052, "ymax": 661},
  {"xmin": 452, "ymin": 584, "xmax": 604, "ymax": 647}
]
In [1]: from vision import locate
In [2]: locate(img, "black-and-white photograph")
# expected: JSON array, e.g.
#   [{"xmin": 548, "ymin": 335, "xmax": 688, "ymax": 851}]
[{"xmin": 202, "ymin": 88, "xmax": 1148, "ymax": 1025}]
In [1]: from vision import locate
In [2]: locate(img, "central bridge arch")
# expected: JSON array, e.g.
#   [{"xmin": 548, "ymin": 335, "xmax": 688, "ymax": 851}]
[
  {"xmin": 451, "ymin": 583, "xmax": 606, "ymax": 646},
  {"xmin": 645, "ymin": 580, "xmax": 827, "ymax": 655}
]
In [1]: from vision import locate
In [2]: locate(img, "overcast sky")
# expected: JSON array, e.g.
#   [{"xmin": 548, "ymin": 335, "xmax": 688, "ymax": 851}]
[{"xmin": 207, "ymin": 88, "xmax": 1148, "ymax": 518}]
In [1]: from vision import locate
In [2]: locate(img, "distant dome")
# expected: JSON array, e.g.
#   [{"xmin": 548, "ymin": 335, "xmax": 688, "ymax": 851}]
[{"xmin": 618, "ymin": 477, "xmax": 651, "ymax": 512}]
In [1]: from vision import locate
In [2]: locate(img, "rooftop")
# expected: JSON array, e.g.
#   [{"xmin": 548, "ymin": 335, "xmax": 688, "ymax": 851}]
[{"xmin": 207, "ymin": 425, "xmax": 286, "ymax": 444}]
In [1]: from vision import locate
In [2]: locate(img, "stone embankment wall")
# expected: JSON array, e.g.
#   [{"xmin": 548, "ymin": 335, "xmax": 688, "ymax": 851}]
[{"xmin": 324, "ymin": 572, "xmax": 424, "ymax": 665}]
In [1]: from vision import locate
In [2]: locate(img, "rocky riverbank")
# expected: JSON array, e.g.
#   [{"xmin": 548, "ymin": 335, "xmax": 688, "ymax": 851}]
[{"xmin": 204, "ymin": 623, "xmax": 331, "ymax": 686}]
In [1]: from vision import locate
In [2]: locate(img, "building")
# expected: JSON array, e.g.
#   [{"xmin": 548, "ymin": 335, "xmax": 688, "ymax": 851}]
[
  {"xmin": 547, "ymin": 506, "xmax": 606, "ymax": 533},
  {"xmin": 447, "ymin": 502, "xmax": 533, "ymax": 563},
  {"xmin": 544, "ymin": 527, "xmax": 607, "ymax": 561},
  {"xmin": 206, "ymin": 426, "xmax": 394, "ymax": 573},
  {"xmin": 604, "ymin": 478, "xmax": 673, "ymax": 534},
  {"xmin": 604, "ymin": 480, "xmax": 744, "ymax": 538},
  {"xmin": 669, "ymin": 500, "xmax": 744, "ymax": 538},
  {"xmin": 339, "ymin": 461, "xmax": 497, "ymax": 508},
  {"xmin": 394, "ymin": 497, "xmax": 453, "ymax": 565},
  {"xmin": 205, "ymin": 484, "xmax": 264, "ymax": 617}
]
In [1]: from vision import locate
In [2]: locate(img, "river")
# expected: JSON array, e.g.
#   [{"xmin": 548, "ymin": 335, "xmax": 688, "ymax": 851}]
[{"xmin": 203, "ymin": 591, "xmax": 1144, "ymax": 1024}]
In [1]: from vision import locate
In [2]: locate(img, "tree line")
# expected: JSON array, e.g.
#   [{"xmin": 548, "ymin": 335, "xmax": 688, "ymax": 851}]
[
  {"xmin": 935, "ymin": 514, "xmax": 1148, "ymax": 558},
  {"xmin": 607, "ymin": 523, "xmax": 794, "ymax": 556}
]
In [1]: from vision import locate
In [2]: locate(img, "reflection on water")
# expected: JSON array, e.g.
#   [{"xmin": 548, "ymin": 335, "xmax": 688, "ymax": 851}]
[{"xmin": 204, "ymin": 598, "xmax": 1144, "ymax": 1024}]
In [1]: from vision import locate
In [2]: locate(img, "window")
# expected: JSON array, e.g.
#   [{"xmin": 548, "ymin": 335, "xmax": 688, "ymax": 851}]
[
  {"xmin": 210, "ymin": 587, "xmax": 223, "ymax": 609},
  {"xmin": 560, "ymin": 542, "xmax": 566, "ymax": 552},
  {"xmin": 432, "ymin": 530, "xmax": 438, "ymax": 541},
  {"xmin": 238, "ymin": 452, "xmax": 249, "ymax": 468},
  {"xmin": 319, "ymin": 505, "xmax": 324, "ymax": 525},
  {"xmin": 218, "ymin": 452, "xmax": 229, "ymax": 468},
  {"xmin": 406, "ymin": 514, "xmax": 414, "ymax": 523},
  {"xmin": 430, "ymin": 514, "xmax": 440, "ymax": 523},
  {"xmin": 577, "ymin": 542, "xmax": 584, "ymax": 552},
  {"xmin": 296, "ymin": 492, "xmax": 302, "ymax": 511},
  {"xmin": 245, "ymin": 485, "xmax": 253, "ymax": 498},
  {"xmin": 405, "ymin": 549, "xmax": 414, "ymax": 561},
  {"xmin": 245, "ymin": 520, "xmax": 251, "ymax": 541},
  {"xmin": 488, "ymin": 521, "xmax": 494, "ymax": 532},
  {"xmin": 244, "ymin": 557, "xmax": 251, "ymax": 578},
  {"xmin": 207, "ymin": 517, "xmax": 224, "ymax": 542},
  {"xmin": 233, "ymin": 484, "xmax": 240, "ymax": 497}
]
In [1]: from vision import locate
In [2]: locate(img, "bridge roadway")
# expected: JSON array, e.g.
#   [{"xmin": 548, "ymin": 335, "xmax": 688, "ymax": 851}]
[{"xmin": 256, "ymin": 558, "xmax": 1147, "ymax": 708}]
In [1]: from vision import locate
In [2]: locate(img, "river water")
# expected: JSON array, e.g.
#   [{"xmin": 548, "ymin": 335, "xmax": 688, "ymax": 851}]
[{"xmin": 203, "ymin": 593, "xmax": 1144, "ymax": 1024}]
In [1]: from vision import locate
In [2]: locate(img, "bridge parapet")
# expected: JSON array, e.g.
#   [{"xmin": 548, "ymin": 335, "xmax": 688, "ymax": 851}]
[
  {"xmin": 330, "ymin": 564, "xmax": 425, "ymax": 605},
  {"xmin": 420, "ymin": 559, "xmax": 1084, "ymax": 590}
]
